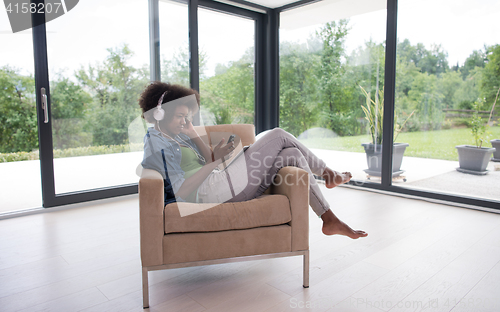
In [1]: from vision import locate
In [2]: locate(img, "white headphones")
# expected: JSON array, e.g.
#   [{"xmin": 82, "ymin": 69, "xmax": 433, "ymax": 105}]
[{"xmin": 154, "ymin": 90, "xmax": 168, "ymax": 121}]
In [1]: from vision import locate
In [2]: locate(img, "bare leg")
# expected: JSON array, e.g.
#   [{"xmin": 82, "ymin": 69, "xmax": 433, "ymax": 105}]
[
  {"xmin": 320, "ymin": 209, "xmax": 368, "ymax": 239},
  {"xmin": 218, "ymin": 128, "xmax": 366, "ymax": 238},
  {"xmin": 321, "ymin": 168, "xmax": 366, "ymax": 238},
  {"xmin": 322, "ymin": 167, "xmax": 352, "ymax": 189}
]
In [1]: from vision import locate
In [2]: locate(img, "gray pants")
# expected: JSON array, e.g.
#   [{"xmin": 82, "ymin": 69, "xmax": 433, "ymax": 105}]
[{"xmin": 197, "ymin": 128, "xmax": 330, "ymax": 217}]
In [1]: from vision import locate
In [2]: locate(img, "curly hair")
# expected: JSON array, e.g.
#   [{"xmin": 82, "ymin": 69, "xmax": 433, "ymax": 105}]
[{"xmin": 138, "ymin": 81, "xmax": 200, "ymax": 123}]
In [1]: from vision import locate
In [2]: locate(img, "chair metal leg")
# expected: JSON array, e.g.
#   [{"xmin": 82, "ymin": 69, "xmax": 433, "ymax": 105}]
[
  {"xmin": 142, "ymin": 267, "xmax": 149, "ymax": 308},
  {"xmin": 303, "ymin": 250, "xmax": 309, "ymax": 288}
]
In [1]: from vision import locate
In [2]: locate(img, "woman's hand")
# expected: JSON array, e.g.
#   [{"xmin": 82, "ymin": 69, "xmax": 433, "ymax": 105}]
[
  {"xmin": 213, "ymin": 138, "xmax": 235, "ymax": 161},
  {"xmin": 180, "ymin": 118, "xmax": 197, "ymax": 138}
]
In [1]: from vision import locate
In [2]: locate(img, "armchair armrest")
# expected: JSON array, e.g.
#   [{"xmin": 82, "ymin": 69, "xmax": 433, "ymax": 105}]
[
  {"xmin": 269, "ymin": 166, "xmax": 309, "ymax": 251},
  {"xmin": 139, "ymin": 168, "xmax": 165, "ymax": 267}
]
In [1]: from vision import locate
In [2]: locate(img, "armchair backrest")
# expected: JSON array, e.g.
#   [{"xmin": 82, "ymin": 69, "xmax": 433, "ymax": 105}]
[{"xmin": 194, "ymin": 124, "xmax": 256, "ymax": 148}]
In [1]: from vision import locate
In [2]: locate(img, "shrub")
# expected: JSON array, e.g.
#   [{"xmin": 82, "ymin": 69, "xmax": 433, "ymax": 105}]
[{"xmin": 0, "ymin": 143, "xmax": 143, "ymax": 163}]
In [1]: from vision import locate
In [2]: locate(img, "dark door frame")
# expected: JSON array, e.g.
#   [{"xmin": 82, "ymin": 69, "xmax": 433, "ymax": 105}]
[{"xmin": 32, "ymin": 0, "xmax": 137, "ymax": 208}]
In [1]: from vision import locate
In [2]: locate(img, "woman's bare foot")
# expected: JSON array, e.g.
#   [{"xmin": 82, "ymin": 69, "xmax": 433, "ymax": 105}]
[
  {"xmin": 322, "ymin": 168, "xmax": 352, "ymax": 189},
  {"xmin": 321, "ymin": 209, "xmax": 367, "ymax": 239}
]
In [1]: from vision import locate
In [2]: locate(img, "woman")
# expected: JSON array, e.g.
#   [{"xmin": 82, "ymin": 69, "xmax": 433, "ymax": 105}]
[{"xmin": 140, "ymin": 82, "xmax": 367, "ymax": 239}]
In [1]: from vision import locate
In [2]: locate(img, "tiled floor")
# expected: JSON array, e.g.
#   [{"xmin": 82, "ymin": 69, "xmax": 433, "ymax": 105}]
[{"xmin": 1, "ymin": 186, "xmax": 500, "ymax": 311}]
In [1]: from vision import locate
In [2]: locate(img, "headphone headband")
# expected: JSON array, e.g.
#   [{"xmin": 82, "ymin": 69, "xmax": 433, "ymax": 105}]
[
  {"xmin": 154, "ymin": 90, "xmax": 168, "ymax": 121},
  {"xmin": 157, "ymin": 90, "xmax": 168, "ymax": 107}
]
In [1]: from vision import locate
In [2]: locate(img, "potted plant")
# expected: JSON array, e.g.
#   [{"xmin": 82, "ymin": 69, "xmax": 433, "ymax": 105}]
[
  {"xmin": 491, "ymin": 139, "xmax": 500, "ymax": 161},
  {"xmin": 455, "ymin": 102, "xmax": 496, "ymax": 175},
  {"xmin": 488, "ymin": 86, "xmax": 500, "ymax": 161},
  {"xmin": 360, "ymin": 86, "xmax": 414, "ymax": 178}
]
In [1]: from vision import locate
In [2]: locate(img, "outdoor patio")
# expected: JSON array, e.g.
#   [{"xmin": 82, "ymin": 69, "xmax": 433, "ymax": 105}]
[{"xmin": 1, "ymin": 149, "xmax": 499, "ymax": 215}]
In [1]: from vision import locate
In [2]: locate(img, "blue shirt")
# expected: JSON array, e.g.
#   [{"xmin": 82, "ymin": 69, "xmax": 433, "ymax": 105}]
[{"xmin": 141, "ymin": 127, "xmax": 202, "ymax": 206}]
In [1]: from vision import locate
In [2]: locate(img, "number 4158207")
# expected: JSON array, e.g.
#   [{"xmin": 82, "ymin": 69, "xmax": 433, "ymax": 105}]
[{"xmin": 6, "ymin": 2, "xmax": 62, "ymax": 14}]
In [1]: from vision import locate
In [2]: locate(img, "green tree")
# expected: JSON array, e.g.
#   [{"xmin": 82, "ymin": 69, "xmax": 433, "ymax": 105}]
[
  {"xmin": 279, "ymin": 40, "xmax": 321, "ymax": 136},
  {"xmin": 0, "ymin": 67, "xmax": 37, "ymax": 153},
  {"xmin": 200, "ymin": 47, "xmax": 254, "ymax": 125},
  {"xmin": 50, "ymin": 75, "xmax": 93, "ymax": 149},
  {"xmin": 460, "ymin": 48, "xmax": 487, "ymax": 79},
  {"xmin": 418, "ymin": 44, "xmax": 449, "ymax": 75},
  {"xmin": 397, "ymin": 40, "xmax": 428, "ymax": 68},
  {"xmin": 76, "ymin": 44, "xmax": 149, "ymax": 146},
  {"xmin": 395, "ymin": 58, "xmax": 419, "ymax": 106},
  {"xmin": 454, "ymin": 67, "xmax": 482, "ymax": 110},
  {"xmin": 350, "ymin": 39, "xmax": 386, "ymax": 92},
  {"xmin": 394, "ymin": 58, "xmax": 420, "ymax": 131},
  {"xmin": 348, "ymin": 40, "xmax": 386, "ymax": 135},
  {"xmin": 161, "ymin": 45, "xmax": 208, "ymax": 87},
  {"xmin": 316, "ymin": 19, "xmax": 359, "ymax": 136},
  {"xmin": 439, "ymin": 71, "xmax": 463, "ymax": 109},
  {"xmin": 397, "ymin": 39, "xmax": 449, "ymax": 75},
  {"xmin": 408, "ymin": 72, "xmax": 445, "ymax": 130},
  {"xmin": 481, "ymin": 44, "xmax": 500, "ymax": 112}
]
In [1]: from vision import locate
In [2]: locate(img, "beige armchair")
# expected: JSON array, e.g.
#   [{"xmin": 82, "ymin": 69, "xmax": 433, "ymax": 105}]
[{"xmin": 139, "ymin": 124, "xmax": 310, "ymax": 308}]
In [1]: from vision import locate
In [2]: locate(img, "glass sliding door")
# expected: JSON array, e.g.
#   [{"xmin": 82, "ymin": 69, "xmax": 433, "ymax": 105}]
[
  {"xmin": 0, "ymin": 22, "xmax": 41, "ymax": 213},
  {"xmin": 44, "ymin": 0, "xmax": 149, "ymax": 196},
  {"xmin": 1, "ymin": 0, "xmax": 264, "ymax": 212},
  {"xmin": 198, "ymin": 6, "xmax": 255, "ymax": 126},
  {"xmin": 394, "ymin": 0, "xmax": 500, "ymax": 201},
  {"xmin": 279, "ymin": 0, "xmax": 387, "ymax": 184}
]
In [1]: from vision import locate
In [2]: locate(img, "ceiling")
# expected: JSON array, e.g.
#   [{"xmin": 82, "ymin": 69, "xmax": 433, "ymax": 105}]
[
  {"xmin": 240, "ymin": 0, "xmax": 303, "ymax": 9},
  {"xmin": 214, "ymin": 0, "xmax": 319, "ymax": 12},
  {"xmin": 214, "ymin": 0, "xmax": 386, "ymax": 30},
  {"xmin": 279, "ymin": 0, "xmax": 385, "ymax": 30},
  {"xmin": 214, "ymin": 0, "xmax": 386, "ymax": 29}
]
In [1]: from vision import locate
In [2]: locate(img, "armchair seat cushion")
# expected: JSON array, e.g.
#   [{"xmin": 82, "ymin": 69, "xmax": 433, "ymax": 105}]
[{"xmin": 164, "ymin": 194, "xmax": 291, "ymax": 234}]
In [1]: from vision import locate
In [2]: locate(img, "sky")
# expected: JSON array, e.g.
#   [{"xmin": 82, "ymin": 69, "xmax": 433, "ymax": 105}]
[
  {"xmin": 1, "ymin": 0, "xmax": 499, "ymax": 78},
  {"xmin": 280, "ymin": 0, "xmax": 500, "ymax": 67}
]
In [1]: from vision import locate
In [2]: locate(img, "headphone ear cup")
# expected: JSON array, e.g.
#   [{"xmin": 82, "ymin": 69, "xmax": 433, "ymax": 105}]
[{"xmin": 154, "ymin": 106, "xmax": 165, "ymax": 121}]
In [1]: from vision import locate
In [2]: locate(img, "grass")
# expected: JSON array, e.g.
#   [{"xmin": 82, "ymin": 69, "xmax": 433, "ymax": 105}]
[
  {"xmin": 299, "ymin": 126, "xmax": 500, "ymax": 161},
  {"xmin": 3, "ymin": 127, "xmax": 498, "ymax": 163}
]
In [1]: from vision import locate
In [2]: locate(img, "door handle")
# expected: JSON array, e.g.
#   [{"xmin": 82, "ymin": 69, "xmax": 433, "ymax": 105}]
[{"xmin": 41, "ymin": 87, "xmax": 49, "ymax": 123}]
